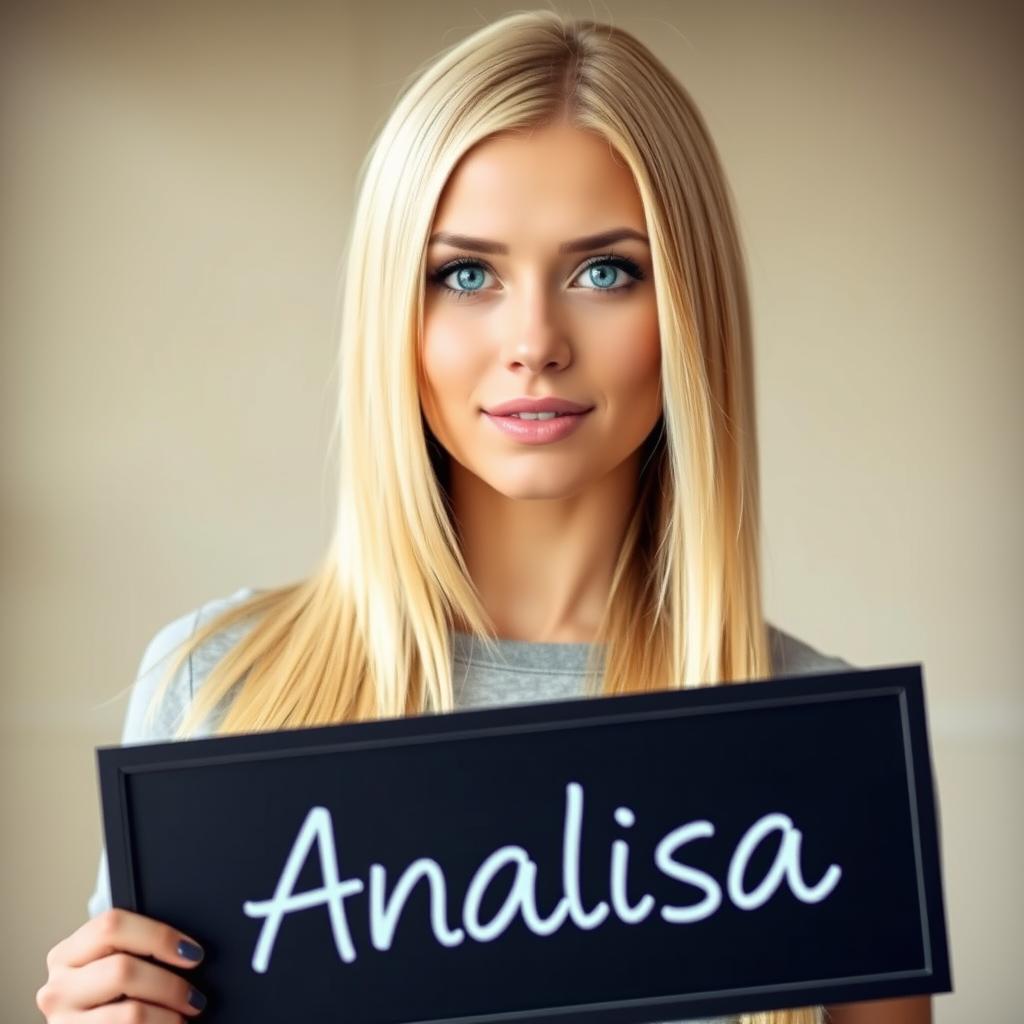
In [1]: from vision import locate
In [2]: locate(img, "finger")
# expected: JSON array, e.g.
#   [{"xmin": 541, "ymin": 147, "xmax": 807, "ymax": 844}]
[
  {"xmin": 76, "ymin": 999, "xmax": 189, "ymax": 1023},
  {"xmin": 64, "ymin": 953, "xmax": 205, "ymax": 1017},
  {"xmin": 50, "ymin": 909, "xmax": 204, "ymax": 971}
]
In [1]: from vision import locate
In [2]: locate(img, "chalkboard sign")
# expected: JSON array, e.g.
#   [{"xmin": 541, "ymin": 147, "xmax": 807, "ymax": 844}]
[{"xmin": 98, "ymin": 663, "xmax": 951, "ymax": 1023}]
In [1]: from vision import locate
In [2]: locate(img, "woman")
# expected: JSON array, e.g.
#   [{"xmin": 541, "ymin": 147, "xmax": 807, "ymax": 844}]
[{"xmin": 37, "ymin": 10, "xmax": 930, "ymax": 1024}]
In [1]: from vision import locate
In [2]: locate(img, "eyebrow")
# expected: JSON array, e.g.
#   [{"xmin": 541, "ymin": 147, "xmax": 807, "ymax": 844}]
[{"xmin": 427, "ymin": 227, "xmax": 649, "ymax": 255}]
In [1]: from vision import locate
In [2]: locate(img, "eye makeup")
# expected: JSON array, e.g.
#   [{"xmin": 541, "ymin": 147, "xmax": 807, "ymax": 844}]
[{"xmin": 427, "ymin": 253, "xmax": 646, "ymax": 302}]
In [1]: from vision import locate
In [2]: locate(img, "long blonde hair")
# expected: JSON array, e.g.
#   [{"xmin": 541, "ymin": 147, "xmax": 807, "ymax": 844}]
[{"xmin": 143, "ymin": 10, "xmax": 817, "ymax": 1023}]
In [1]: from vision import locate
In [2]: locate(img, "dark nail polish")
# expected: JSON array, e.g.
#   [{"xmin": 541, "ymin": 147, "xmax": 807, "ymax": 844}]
[
  {"xmin": 177, "ymin": 938, "xmax": 204, "ymax": 962},
  {"xmin": 187, "ymin": 986, "xmax": 207, "ymax": 1011}
]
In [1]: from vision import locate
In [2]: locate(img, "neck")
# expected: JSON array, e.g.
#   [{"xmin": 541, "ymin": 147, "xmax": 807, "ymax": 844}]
[{"xmin": 449, "ymin": 452, "xmax": 640, "ymax": 644}]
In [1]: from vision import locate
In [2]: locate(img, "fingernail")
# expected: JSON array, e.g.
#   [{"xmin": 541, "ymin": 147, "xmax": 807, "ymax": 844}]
[
  {"xmin": 187, "ymin": 986, "xmax": 207, "ymax": 1010},
  {"xmin": 177, "ymin": 938, "xmax": 204, "ymax": 962}
]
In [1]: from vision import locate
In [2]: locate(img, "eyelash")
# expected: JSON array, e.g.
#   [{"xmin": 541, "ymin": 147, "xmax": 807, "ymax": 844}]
[{"xmin": 427, "ymin": 253, "xmax": 646, "ymax": 302}]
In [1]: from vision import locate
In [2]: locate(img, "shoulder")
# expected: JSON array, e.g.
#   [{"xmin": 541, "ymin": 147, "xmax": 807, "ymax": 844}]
[
  {"xmin": 765, "ymin": 621, "xmax": 855, "ymax": 677},
  {"xmin": 121, "ymin": 585, "xmax": 261, "ymax": 743}
]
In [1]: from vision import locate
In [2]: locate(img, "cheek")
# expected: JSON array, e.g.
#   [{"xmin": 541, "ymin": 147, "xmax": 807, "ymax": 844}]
[
  {"xmin": 420, "ymin": 319, "xmax": 484, "ymax": 426},
  {"xmin": 594, "ymin": 304, "xmax": 661, "ymax": 395}
]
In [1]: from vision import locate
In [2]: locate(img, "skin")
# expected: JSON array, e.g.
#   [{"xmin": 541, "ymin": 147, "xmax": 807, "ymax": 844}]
[
  {"xmin": 37, "ymin": 122, "xmax": 931, "ymax": 1023},
  {"xmin": 37, "ymin": 908, "xmax": 205, "ymax": 1021}
]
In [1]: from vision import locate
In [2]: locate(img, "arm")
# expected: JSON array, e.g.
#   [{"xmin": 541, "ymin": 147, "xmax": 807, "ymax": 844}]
[
  {"xmin": 825, "ymin": 995, "xmax": 932, "ymax": 1023},
  {"xmin": 87, "ymin": 608, "xmax": 200, "ymax": 917}
]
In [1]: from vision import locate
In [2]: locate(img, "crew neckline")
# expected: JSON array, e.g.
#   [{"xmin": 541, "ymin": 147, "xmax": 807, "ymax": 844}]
[{"xmin": 449, "ymin": 628, "xmax": 605, "ymax": 672}]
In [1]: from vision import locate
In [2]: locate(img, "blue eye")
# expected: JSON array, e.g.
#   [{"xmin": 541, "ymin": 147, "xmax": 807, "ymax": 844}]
[
  {"xmin": 442, "ymin": 262, "xmax": 493, "ymax": 296},
  {"xmin": 428, "ymin": 254, "xmax": 645, "ymax": 301}
]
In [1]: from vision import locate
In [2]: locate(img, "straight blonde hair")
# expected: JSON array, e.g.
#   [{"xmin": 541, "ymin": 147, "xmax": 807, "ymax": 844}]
[{"xmin": 142, "ymin": 10, "xmax": 819, "ymax": 1023}]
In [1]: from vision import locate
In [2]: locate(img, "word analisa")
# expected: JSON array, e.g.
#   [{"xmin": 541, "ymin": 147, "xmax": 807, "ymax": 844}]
[{"xmin": 242, "ymin": 781, "xmax": 842, "ymax": 973}]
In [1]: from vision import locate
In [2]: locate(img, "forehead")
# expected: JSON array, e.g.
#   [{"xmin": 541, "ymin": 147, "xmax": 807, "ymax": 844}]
[{"xmin": 432, "ymin": 124, "xmax": 645, "ymax": 235}]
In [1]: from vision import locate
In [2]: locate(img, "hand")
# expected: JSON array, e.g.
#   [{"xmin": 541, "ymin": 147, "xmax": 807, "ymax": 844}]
[{"xmin": 37, "ymin": 908, "xmax": 207, "ymax": 1022}]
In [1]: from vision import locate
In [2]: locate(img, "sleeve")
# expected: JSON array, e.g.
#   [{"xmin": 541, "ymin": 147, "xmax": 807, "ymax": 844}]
[{"xmin": 86, "ymin": 606, "xmax": 203, "ymax": 918}]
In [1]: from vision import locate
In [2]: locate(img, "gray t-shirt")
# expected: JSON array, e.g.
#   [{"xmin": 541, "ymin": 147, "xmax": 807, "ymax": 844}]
[{"xmin": 88, "ymin": 585, "xmax": 852, "ymax": 1023}]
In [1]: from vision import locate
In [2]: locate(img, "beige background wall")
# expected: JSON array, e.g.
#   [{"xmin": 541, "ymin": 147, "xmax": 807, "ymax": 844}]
[{"xmin": 2, "ymin": 1, "xmax": 1019, "ymax": 1020}]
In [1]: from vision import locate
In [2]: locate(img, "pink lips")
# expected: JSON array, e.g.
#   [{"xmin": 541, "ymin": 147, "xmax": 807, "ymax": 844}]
[
  {"xmin": 481, "ymin": 395, "xmax": 594, "ymax": 446},
  {"xmin": 482, "ymin": 409, "xmax": 591, "ymax": 445}
]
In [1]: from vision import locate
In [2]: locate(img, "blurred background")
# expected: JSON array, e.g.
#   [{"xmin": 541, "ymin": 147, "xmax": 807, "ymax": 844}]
[{"xmin": 1, "ymin": 1, "xmax": 1020, "ymax": 1020}]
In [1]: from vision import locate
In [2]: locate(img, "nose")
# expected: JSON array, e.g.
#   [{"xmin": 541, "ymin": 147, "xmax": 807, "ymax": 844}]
[{"xmin": 498, "ymin": 276, "xmax": 572, "ymax": 373}]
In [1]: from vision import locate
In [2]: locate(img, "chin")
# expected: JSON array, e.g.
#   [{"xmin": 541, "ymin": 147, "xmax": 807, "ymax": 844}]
[{"xmin": 487, "ymin": 472, "xmax": 588, "ymax": 502}]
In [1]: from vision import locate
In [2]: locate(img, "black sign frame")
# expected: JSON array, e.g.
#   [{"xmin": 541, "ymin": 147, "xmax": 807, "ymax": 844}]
[{"xmin": 98, "ymin": 663, "xmax": 951, "ymax": 1023}]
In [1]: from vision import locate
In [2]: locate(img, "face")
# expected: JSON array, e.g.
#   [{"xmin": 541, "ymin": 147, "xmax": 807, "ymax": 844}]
[{"xmin": 419, "ymin": 122, "xmax": 662, "ymax": 502}]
